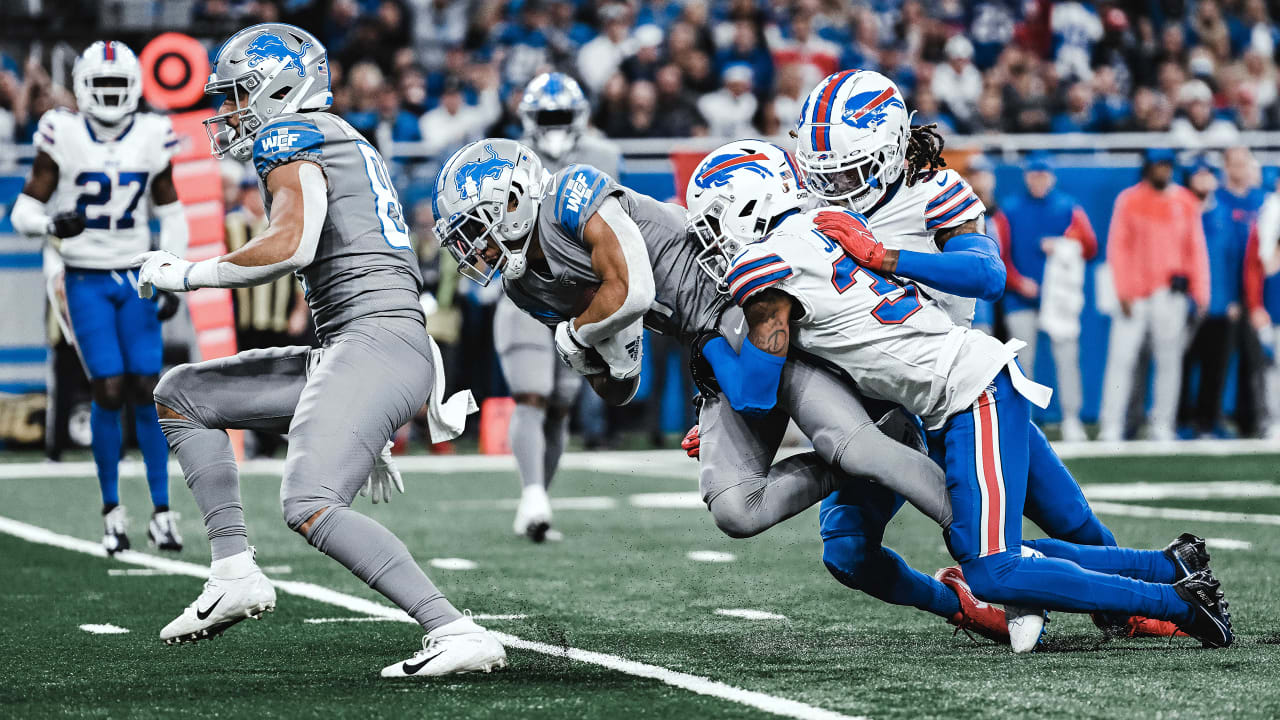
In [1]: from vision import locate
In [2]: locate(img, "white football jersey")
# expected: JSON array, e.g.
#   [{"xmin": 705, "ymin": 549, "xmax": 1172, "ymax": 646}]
[
  {"xmin": 862, "ymin": 168, "xmax": 986, "ymax": 326},
  {"xmin": 725, "ymin": 207, "xmax": 1024, "ymax": 429},
  {"xmin": 35, "ymin": 108, "xmax": 179, "ymax": 269}
]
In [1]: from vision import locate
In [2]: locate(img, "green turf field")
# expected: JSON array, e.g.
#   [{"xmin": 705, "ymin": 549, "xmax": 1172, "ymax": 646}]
[{"xmin": 3, "ymin": 451, "xmax": 1280, "ymax": 719}]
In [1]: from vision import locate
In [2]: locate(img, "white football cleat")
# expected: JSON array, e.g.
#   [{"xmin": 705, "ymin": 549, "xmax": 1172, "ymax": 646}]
[
  {"xmin": 381, "ymin": 615, "xmax": 507, "ymax": 678},
  {"xmin": 1005, "ymin": 545, "xmax": 1049, "ymax": 653},
  {"xmin": 1060, "ymin": 417, "xmax": 1087, "ymax": 443},
  {"xmin": 160, "ymin": 548, "xmax": 276, "ymax": 645},
  {"xmin": 513, "ymin": 484, "xmax": 552, "ymax": 543},
  {"xmin": 148, "ymin": 510, "xmax": 184, "ymax": 552},
  {"xmin": 103, "ymin": 505, "xmax": 130, "ymax": 556}
]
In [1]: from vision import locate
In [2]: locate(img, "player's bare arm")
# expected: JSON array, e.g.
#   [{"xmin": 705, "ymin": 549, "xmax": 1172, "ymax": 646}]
[
  {"xmin": 150, "ymin": 164, "xmax": 179, "ymax": 205},
  {"xmin": 21, "ymin": 150, "xmax": 59, "ymax": 201},
  {"xmin": 743, "ymin": 288, "xmax": 795, "ymax": 357},
  {"xmin": 576, "ymin": 210, "xmax": 634, "ymax": 329},
  {"xmin": 574, "ymin": 201, "xmax": 655, "ymax": 339},
  {"xmin": 218, "ymin": 161, "xmax": 320, "ymax": 268}
]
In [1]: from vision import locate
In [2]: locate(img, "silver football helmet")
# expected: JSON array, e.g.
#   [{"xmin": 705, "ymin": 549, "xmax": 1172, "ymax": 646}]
[
  {"xmin": 203, "ymin": 23, "xmax": 332, "ymax": 161},
  {"xmin": 519, "ymin": 72, "xmax": 590, "ymax": 162},
  {"xmin": 433, "ymin": 139, "xmax": 546, "ymax": 286}
]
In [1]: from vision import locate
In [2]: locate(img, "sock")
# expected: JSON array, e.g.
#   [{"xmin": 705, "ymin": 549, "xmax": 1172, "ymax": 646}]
[
  {"xmin": 160, "ymin": 418, "xmax": 248, "ymax": 560},
  {"xmin": 964, "ymin": 552, "xmax": 1194, "ymax": 624},
  {"xmin": 509, "ymin": 403, "xmax": 547, "ymax": 490},
  {"xmin": 306, "ymin": 505, "xmax": 463, "ymax": 632},
  {"xmin": 133, "ymin": 404, "xmax": 171, "ymax": 508},
  {"xmin": 1025, "ymin": 539, "xmax": 1179, "ymax": 583},
  {"xmin": 542, "ymin": 411, "xmax": 569, "ymax": 491},
  {"xmin": 823, "ymin": 536, "xmax": 960, "ymax": 618},
  {"xmin": 90, "ymin": 402, "xmax": 122, "ymax": 507}
]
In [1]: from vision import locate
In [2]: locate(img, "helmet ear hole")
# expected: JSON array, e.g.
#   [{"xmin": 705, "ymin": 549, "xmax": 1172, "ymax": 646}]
[{"xmin": 739, "ymin": 199, "xmax": 757, "ymax": 218}]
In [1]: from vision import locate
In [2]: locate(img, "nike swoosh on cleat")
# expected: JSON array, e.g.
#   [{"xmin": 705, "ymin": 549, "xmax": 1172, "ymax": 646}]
[
  {"xmin": 196, "ymin": 594, "xmax": 225, "ymax": 620},
  {"xmin": 401, "ymin": 649, "xmax": 445, "ymax": 675}
]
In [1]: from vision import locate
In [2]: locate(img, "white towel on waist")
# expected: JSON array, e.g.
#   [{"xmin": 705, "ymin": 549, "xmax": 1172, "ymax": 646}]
[{"xmin": 426, "ymin": 336, "xmax": 477, "ymax": 442}]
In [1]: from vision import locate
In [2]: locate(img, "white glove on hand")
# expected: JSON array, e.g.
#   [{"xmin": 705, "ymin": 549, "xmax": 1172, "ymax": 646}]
[
  {"xmin": 360, "ymin": 440, "xmax": 404, "ymax": 505},
  {"xmin": 132, "ymin": 250, "xmax": 191, "ymax": 299},
  {"xmin": 555, "ymin": 320, "xmax": 606, "ymax": 375},
  {"xmin": 594, "ymin": 321, "xmax": 644, "ymax": 380}
]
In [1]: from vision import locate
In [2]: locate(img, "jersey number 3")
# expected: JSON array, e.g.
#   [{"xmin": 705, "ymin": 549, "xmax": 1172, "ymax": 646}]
[
  {"xmin": 830, "ymin": 255, "xmax": 922, "ymax": 325},
  {"xmin": 75, "ymin": 171, "xmax": 148, "ymax": 231},
  {"xmin": 355, "ymin": 142, "xmax": 412, "ymax": 250}
]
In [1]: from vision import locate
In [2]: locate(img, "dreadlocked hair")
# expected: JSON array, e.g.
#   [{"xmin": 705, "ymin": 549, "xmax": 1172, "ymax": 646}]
[{"xmin": 905, "ymin": 123, "xmax": 947, "ymax": 186}]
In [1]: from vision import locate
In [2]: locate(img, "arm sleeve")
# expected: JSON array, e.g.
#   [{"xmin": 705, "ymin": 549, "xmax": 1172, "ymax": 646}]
[
  {"xmin": 10, "ymin": 193, "xmax": 50, "ymax": 237},
  {"xmin": 1065, "ymin": 205, "xmax": 1098, "ymax": 260},
  {"xmin": 701, "ymin": 334, "xmax": 785, "ymax": 415},
  {"xmin": 1108, "ymin": 192, "xmax": 1140, "ymax": 303},
  {"xmin": 893, "ymin": 232, "xmax": 1007, "ymax": 301},
  {"xmin": 1245, "ymin": 224, "xmax": 1264, "ymax": 313},
  {"xmin": 153, "ymin": 200, "xmax": 188, "ymax": 257},
  {"xmin": 185, "ymin": 163, "xmax": 327, "ymax": 289},
  {"xmin": 572, "ymin": 195, "xmax": 656, "ymax": 345}
]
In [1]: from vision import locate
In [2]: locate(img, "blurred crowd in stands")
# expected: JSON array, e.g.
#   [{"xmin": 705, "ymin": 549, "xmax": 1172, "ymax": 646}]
[{"xmin": 8, "ymin": 1, "xmax": 1280, "ymax": 146}]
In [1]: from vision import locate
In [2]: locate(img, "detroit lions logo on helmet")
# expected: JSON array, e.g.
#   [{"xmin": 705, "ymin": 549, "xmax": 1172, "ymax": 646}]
[
  {"xmin": 694, "ymin": 152, "xmax": 774, "ymax": 190},
  {"xmin": 455, "ymin": 144, "xmax": 515, "ymax": 199},
  {"xmin": 244, "ymin": 33, "xmax": 312, "ymax": 78},
  {"xmin": 840, "ymin": 89, "xmax": 905, "ymax": 130}
]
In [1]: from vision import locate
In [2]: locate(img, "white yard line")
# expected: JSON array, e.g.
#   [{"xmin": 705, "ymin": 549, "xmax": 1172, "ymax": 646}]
[
  {"xmin": 5, "ymin": 438, "xmax": 1277, "ymax": 481},
  {"xmin": 304, "ymin": 613, "xmax": 529, "ymax": 624},
  {"xmin": 1205, "ymin": 538, "xmax": 1253, "ymax": 551},
  {"xmin": 1090, "ymin": 501, "xmax": 1280, "ymax": 526},
  {"xmin": 80, "ymin": 623, "xmax": 129, "ymax": 634},
  {"xmin": 1081, "ymin": 481, "xmax": 1280, "ymax": 501},
  {"xmin": 0, "ymin": 514, "xmax": 863, "ymax": 720}
]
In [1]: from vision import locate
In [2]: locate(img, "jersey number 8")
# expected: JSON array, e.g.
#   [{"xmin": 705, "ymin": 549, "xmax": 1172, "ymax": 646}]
[{"xmin": 355, "ymin": 142, "xmax": 412, "ymax": 250}]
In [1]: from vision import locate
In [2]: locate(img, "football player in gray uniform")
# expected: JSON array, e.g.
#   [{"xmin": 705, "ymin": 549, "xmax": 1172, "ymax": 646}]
[
  {"xmin": 431, "ymin": 138, "xmax": 956, "ymax": 547},
  {"xmin": 132, "ymin": 24, "xmax": 506, "ymax": 678},
  {"xmin": 494, "ymin": 72, "xmax": 623, "ymax": 542}
]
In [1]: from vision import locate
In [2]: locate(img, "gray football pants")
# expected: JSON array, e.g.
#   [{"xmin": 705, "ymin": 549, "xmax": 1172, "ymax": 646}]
[
  {"xmin": 698, "ymin": 357, "xmax": 952, "ymax": 538},
  {"xmin": 154, "ymin": 315, "xmax": 462, "ymax": 632}
]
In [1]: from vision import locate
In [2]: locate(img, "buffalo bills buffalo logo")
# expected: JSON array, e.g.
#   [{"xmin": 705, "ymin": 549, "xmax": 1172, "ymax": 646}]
[
  {"xmin": 455, "ymin": 144, "xmax": 514, "ymax": 199},
  {"xmin": 245, "ymin": 33, "xmax": 312, "ymax": 78},
  {"xmin": 840, "ymin": 89, "xmax": 905, "ymax": 130},
  {"xmin": 694, "ymin": 152, "xmax": 774, "ymax": 190}
]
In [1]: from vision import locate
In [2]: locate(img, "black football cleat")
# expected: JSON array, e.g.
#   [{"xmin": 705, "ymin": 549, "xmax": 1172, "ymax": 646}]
[
  {"xmin": 1164, "ymin": 533, "xmax": 1210, "ymax": 580},
  {"xmin": 1173, "ymin": 570, "xmax": 1232, "ymax": 648}
]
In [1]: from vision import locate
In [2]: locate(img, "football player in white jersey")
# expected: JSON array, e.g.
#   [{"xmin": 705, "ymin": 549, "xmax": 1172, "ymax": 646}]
[
  {"xmin": 792, "ymin": 70, "xmax": 1187, "ymax": 640},
  {"xmin": 689, "ymin": 142, "xmax": 1234, "ymax": 649},
  {"xmin": 494, "ymin": 71, "xmax": 623, "ymax": 542},
  {"xmin": 10, "ymin": 41, "xmax": 187, "ymax": 555}
]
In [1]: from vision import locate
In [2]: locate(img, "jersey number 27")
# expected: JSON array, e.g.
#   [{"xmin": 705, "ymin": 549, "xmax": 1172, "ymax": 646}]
[{"xmin": 75, "ymin": 171, "xmax": 148, "ymax": 231}]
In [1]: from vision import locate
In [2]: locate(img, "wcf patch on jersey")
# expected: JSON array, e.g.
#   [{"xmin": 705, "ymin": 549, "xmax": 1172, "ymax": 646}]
[{"xmin": 259, "ymin": 127, "xmax": 301, "ymax": 153}]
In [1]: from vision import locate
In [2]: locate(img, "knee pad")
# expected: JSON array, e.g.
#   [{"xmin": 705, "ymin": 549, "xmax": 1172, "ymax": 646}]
[
  {"xmin": 92, "ymin": 377, "xmax": 126, "ymax": 410},
  {"xmin": 127, "ymin": 374, "xmax": 159, "ymax": 406},
  {"xmin": 706, "ymin": 488, "xmax": 760, "ymax": 539},
  {"xmin": 821, "ymin": 535, "xmax": 872, "ymax": 589},
  {"xmin": 153, "ymin": 365, "xmax": 195, "ymax": 416}
]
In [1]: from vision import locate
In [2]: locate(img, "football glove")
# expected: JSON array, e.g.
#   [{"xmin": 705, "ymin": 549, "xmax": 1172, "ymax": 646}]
[
  {"xmin": 132, "ymin": 250, "xmax": 192, "ymax": 298},
  {"xmin": 48, "ymin": 211, "xmax": 85, "ymax": 239},
  {"xmin": 155, "ymin": 290, "xmax": 181, "ymax": 321},
  {"xmin": 814, "ymin": 210, "xmax": 887, "ymax": 272},
  {"xmin": 360, "ymin": 440, "xmax": 404, "ymax": 505},
  {"xmin": 681, "ymin": 424, "xmax": 700, "ymax": 459},
  {"xmin": 555, "ymin": 320, "xmax": 606, "ymax": 375}
]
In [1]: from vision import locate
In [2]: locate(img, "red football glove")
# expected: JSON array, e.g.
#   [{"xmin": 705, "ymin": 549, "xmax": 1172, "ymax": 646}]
[
  {"xmin": 681, "ymin": 424, "xmax": 700, "ymax": 459},
  {"xmin": 814, "ymin": 210, "xmax": 887, "ymax": 272}
]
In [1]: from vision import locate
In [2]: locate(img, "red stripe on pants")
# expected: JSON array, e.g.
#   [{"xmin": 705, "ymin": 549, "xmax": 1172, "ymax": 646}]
[{"xmin": 977, "ymin": 392, "xmax": 1003, "ymax": 556}]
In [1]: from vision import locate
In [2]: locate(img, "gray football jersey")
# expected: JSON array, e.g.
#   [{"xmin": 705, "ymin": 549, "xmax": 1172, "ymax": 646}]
[
  {"xmin": 252, "ymin": 112, "xmax": 423, "ymax": 340},
  {"xmin": 503, "ymin": 164, "xmax": 727, "ymax": 343}
]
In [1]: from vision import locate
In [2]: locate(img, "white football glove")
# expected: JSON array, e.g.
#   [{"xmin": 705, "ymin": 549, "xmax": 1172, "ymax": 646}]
[
  {"xmin": 132, "ymin": 250, "xmax": 191, "ymax": 299},
  {"xmin": 555, "ymin": 320, "xmax": 606, "ymax": 375},
  {"xmin": 360, "ymin": 440, "xmax": 404, "ymax": 505},
  {"xmin": 593, "ymin": 320, "xmax": 644, "ymax": 380}
]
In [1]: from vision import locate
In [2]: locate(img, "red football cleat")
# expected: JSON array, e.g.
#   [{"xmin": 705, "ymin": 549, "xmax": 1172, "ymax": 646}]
[
  {"xmin": 1125, "ymin": 616, "xmax": 1188, "ymax": 638},
  {"xmin": 934, "ymin": 566, "xmax": 1010, "ymax": 644},
  {"xmin": 681, "ymin": 425, "xmax": 700, "ymax": 459}
]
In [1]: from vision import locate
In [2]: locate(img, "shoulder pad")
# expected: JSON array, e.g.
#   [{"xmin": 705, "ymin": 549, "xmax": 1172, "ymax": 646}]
[
  {"xmin": 253, "ymin": 115, "xmax": 325, "ymax": 179},
  {"xmin": 922, "ymin": 170, "xmax": 982, "ymax": 231},
  {"xmin": 725, "ymin": 242, "xmax": 794, "ymax": 307}
]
